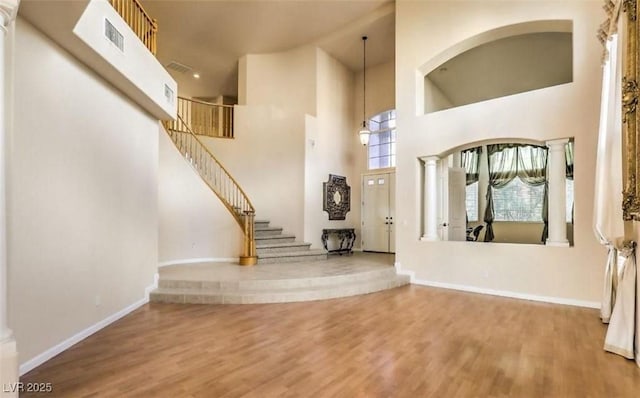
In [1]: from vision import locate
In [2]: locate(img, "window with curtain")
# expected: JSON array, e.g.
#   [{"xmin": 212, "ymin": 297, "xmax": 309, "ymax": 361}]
[
  {"xmin": 565, "ymin": 140, "xmax": 574, "ymax": 223},
  {"xmin": 461, "ymin": 147, "xmax": 482, "ymax": 221},
  {"xmin": 483, "ymin": 144, "xmax": 548, "ymax": 242},
  {"xmin": 368, "ymin": 110, "xmax": 396, "ymax": 169}
]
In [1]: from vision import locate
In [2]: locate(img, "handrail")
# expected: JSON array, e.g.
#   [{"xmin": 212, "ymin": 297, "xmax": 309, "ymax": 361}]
[
  {"xmin": 162, "ymin": 116, "xmax": 257, "ymax": 265},
  {"xmin": 110, "ymin": 0, "xmax": 158, "ymax": 55},
  {"xmin": 164, "ymin": 97, "xmax": 234, "ymax": 138}
]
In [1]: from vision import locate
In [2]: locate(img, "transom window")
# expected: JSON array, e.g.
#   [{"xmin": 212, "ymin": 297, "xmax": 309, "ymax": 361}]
[{"xmin": 368, "ymin": 110, "xmax": 396, "ymax": 169}]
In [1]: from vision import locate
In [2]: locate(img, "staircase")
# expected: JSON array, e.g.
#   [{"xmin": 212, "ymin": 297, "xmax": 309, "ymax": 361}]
[{"xmin": 255, "ymin": 220, "xmax": 327, "ymax": 264}]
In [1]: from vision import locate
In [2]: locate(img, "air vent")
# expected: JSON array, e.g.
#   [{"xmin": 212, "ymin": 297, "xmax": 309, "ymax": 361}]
[
  {"xmin": 104, "ymin": 19, "xmax": 124, "ymax": 51},
  {"xmin": 164, "ymin": 84, "xmax": 174, "ymax": 104},
  {"xmin": 165, "ymin": 61, "xmax": 193, "ymax": 74}
]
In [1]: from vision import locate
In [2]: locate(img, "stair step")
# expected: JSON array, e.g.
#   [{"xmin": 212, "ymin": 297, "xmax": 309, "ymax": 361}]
[
  {"xmin": 258, "ymin": 249, "xmax": 327, "ymax": 264},
  {"xmin": 255, "ymin": 220, "xmax": 270, "ymax": 228},
  {"xmin": 255, "ymin": 234, "xmax": 296, "ymax": 244},
  {"xmin": 256, "ymin": 241, "xmax": 312, "ymax": 254},
  {"xmin": 158, "ymin": 267, "xmax": 399, "ymax": 290},
  {"xmin": 150, "ymin": 274, "xmax": 410, "ymax": 305},
  {"xmin": 254, "ymin": 226, "xmax": 284, "ymax": 237}
]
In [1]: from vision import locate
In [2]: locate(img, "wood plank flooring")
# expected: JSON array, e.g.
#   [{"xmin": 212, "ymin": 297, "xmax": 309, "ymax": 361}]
[{"xmin": 21, "ymin": 285, "xmax": 640, "ymax": 397}]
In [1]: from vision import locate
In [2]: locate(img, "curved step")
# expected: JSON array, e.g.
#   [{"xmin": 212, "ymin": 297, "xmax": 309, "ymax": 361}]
[
  {"xmin": 150, "ymin": 274, "xmax": 410, "ymax": 305},
  {"xmin": 159, "ymin": 267, "xmax": 398, "ymax": 290}
]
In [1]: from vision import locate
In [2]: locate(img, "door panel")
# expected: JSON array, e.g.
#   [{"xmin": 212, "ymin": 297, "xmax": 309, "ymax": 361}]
[
  {"xmin": 448, "ymin": 167, "xmax": 467, "ymax": 241},
  {"xmin": 362, "ymin": 172, "xmax": 395, "ymax": 253}
]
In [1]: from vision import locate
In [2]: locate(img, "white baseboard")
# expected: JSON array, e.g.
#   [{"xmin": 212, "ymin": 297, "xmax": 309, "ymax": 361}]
[
  {"xmin": 158, "ymin": 257, "xmax": 237, "ymax": 267},
  {"xmin": 410, "ymin": 277, "xmax": 600, "ymax": 309},
  {"xmin": 19, "ymin": 278, "xmax": 157, "ymax": 376}
]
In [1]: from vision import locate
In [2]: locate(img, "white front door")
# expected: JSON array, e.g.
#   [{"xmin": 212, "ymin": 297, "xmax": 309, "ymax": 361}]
[
  {"xmin": 362, "ymin": 173, "xmax": 395, "ymax": 252},
  {"xmin": 447, "ymin": 167, "xmax": 467, "ymax": 241}
]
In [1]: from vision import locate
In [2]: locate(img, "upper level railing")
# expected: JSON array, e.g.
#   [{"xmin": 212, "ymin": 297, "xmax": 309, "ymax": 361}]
[
  {"xmin": 110, "ymin": 0, "xmax": 158, "ymax": 55},
  {"xmin": 164, "ymin": 97, "xmax": 235, "ymax": 139}
]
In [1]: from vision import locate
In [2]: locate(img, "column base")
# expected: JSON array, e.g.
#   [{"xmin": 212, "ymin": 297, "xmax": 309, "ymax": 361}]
[
  {"xmin": 1, "ymin": 336, "xmax": 19, "ymax": 398},
  {"xmin": 420, "ymin": 235, "xmax": 440, "ymax": 242},
  {"xmin": 546, "ymin": 239, "xmax": 570, "ymax": 247}
]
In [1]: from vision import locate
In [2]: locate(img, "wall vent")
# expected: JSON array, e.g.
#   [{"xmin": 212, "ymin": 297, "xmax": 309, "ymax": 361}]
[
  {"xmin": 165, "ymin": 61, "xmax": 192, "ymax": 74},
  {"xmin": 104, "ymin": 19, "xmax": 124, "ymax": 51},
  {"xmin": 164, "ymin": 84, "xmax": 174, "ymax": 104}
]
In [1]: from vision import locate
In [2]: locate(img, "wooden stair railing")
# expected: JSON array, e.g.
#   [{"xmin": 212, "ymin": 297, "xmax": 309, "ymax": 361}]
[
  {"xmin": 110, "ymin": 0, "xmax": 158, "ymax": 55},
  {"xmin": 170, "ymin": 97, "xmax": 234, "ymax": 138},
  {"xmin": 162, "ymin": 115, "xmax": 257, "ymax": 266}
]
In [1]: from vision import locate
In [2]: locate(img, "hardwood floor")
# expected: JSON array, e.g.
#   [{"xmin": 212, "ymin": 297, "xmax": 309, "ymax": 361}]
[{"xmin": 21, "ymin": 285, "xmax": 640, "ymax": 397}]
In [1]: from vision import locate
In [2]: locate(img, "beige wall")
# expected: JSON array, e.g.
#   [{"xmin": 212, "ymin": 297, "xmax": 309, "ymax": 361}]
[
  {"xmin": 354, "ymin": 61, "xmax": 395, "ymax": 128},
  {"xmin": 304, "ymin": 49, "xmax": 359, "ymax": 248},
  {"xmin": 158, "ymin": 129, "xmax": 242, "ymax": 262},
  {"xmin": 9, "ymin": 19, "xmax": 158, "ymax": 363},
  {"xmin": 395, "ymin": 0, "xmax": 605, "ymax": 304}
]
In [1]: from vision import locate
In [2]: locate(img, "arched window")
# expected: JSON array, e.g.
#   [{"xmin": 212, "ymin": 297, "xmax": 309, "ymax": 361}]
[{"xmin": 368, "ymin": 110, "xmax": 396, "ymax": 169}]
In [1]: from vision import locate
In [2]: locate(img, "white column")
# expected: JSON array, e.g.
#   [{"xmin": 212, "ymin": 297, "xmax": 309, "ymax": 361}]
[
  {"xmin": 0, "ymin": 2, "xmax": 20, "ymax": 396},
  {"xmin": 421, "ymin": 156, "xmax": 439, "ymax": 241},
  {"xmin": 546, "ymin": 138, "xmax": 570, "ymax": 247}
]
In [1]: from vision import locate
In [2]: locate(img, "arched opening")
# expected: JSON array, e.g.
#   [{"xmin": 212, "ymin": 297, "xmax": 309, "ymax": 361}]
[{"xmin": 418, "ymin": 20, "xmax": 573, "ymax": 114}]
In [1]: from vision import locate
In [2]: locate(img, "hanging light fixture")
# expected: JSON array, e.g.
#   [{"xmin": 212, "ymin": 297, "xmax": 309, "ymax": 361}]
[{"xmin": 359, "ymin": 36, "xmax": 371, "ymax": 146}]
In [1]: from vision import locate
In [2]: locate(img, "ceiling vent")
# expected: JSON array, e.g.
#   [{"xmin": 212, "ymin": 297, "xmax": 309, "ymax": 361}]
[
  {"xmin": 104, "ymin": 19, "xmax": 124, "ymax": 52},
  {"xmin": 165, "ymin": 61, "xmax": 193, "ymax": 74}
]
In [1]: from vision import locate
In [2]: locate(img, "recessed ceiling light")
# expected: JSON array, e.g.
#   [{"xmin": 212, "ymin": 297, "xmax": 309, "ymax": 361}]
[{"xmin": 193, "ymin": 73, "xmax": 200, "ymax": 79}]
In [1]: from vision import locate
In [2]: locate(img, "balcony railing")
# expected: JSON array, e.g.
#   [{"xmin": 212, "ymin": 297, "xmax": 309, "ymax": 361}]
[
  {"xmin": 110, "ymin": 0, "xmax": 158, "ymax": 55},
  {"xmin": 164, "ymin": 97, "xmax": 235, "ymax": 139}
]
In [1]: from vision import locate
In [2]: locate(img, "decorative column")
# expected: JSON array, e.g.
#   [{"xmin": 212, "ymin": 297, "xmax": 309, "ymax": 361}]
[
  {"xmin": 546, "ymin": 138, "xmax": 570, "ymax": 247},
  {"xmin": 421, "ymin": 156, "xmax": 439, "ymax": 241},
  {"xmin": 1, "ymin": 1, "xmax": 20, "ymax": 395}
]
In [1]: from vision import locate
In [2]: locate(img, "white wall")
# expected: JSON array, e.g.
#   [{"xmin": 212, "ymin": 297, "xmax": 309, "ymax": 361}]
[
  {"xmin": 304, "ymin": 48, "xmax": 358, "ymax": 248},
  {"xmin": 158, "ymin": 129, "xmax": 241, "ymax": 262},
  {"xmin": 9, "ymin": 18, "xmax": 158, "ymax": 364},
  {"xmin": 395, "ymin": 0, "xmax": 604, "ymax": 304},
  {"xmin": 354, "ymin": 61, "xmax": 395, "ymax": 125}
]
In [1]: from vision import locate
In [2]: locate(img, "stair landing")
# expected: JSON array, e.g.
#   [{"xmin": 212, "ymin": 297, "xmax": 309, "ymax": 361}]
[{"xmin": 150, "ymin": 253, "xmax": 409, "ymax": 304}]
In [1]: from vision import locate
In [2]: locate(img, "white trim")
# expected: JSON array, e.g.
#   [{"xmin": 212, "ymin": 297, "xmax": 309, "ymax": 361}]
[
  {"xmin": 19, "ymin": 278, "xmax": 157, "ymax": 376},
  {"xmin": 144, "ymin": 273, "xmax": 159, "ymax": 300},
  {"xmin": 410, "ymin": 277, "xmax": 600, "ymax": 309},
  {"xmin": 158, "ymin": 257, "xmax": 237, "ymax": 267}
]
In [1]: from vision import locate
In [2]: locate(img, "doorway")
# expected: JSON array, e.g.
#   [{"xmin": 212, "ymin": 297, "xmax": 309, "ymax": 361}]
[{"xmin": 362, "ymin": 172, "xmax": 395, "ymax": 253}]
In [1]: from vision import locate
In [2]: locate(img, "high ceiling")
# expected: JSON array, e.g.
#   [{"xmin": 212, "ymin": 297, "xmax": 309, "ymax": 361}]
[{"xmin": 143, "ymin": 0, "xmax": 395, "ymax": 98}]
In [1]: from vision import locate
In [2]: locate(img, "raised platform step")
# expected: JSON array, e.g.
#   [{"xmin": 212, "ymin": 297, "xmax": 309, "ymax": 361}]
[
  {"xmin": 256, "ymin": 241, "xmax": 312, "ymax": 255},
  {"xmin": 151, "ymin": 275, "xmax": 409, "ymax": 305},
  {"xmin": 254, "ymin": 226, "xmax": 283, "ymax": 237},
  {"xmin": 255, "ymin": 234, "xmax": 296, "ymax": 245},
  {"xmin": 159, "ymin": 267, "xmax": 398, "ymax": 291},
  {"xmin": 258, "ymin": 249, "xmax": 327, "ymax": 264}
]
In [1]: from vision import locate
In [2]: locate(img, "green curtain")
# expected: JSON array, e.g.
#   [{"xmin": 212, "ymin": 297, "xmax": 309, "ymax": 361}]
[
  {"xmin": 566, "ymin": 141, "xmax": 574, "ymax": 224},
  {"xmin": 461, "ymin": 146, "xmax": 482, "ymax": 185},
  {"xmin": 565, "ymin": 140, "xmax": 574, "ymax": 180},
  {"xmin": 483, "ymin": 144, "xmax": 519, "ymax": 242},
  {"xmin": 517, "ymin": 145, "xmax": 549, "ymax": 243}
]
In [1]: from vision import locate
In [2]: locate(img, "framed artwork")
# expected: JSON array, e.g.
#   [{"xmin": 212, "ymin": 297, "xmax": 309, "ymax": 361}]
[
  {"xmin": 323, "ymin": 174, "xmax": 351, "ymax": 220},
  {"xmin": 623, "ymin": 0, "xmax": 640, "ymax": 220}
]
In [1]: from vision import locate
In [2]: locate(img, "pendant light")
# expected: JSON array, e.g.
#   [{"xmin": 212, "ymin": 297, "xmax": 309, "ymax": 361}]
[{"xmin": 359, "ymin": 36, "xmax": 371, "ymax": 146}]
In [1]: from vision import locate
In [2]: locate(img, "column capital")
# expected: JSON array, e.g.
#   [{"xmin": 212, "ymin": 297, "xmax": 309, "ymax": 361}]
[
  {"xmin": 419, "ymin": 155, "xmax": 439, "ymax": 165},
  {"xmin": 546, "ymin": 138, "xmax": 570, "ymax": 147},
  {"xmin": 0, "ymin": 0, "xmax": 19, "ymax": 26}
]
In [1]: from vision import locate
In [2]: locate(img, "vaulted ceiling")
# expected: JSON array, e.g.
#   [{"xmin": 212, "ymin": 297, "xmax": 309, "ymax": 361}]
[{"xmin": 143, "ymin": 0, "xmax": 395, "ymax": 98}]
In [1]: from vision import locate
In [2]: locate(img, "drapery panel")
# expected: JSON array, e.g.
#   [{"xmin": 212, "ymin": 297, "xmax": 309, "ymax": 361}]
[
  {"xmin": 483, "ymin": 145, "xmax": 519, "ymax": 242},
  {"xmin": 461, "ymin": 146, "xmax": 482, "ymax": 186},
  {"xmin": 483, "ymin": 144, "xmax": 548, "ymax": 242}
]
